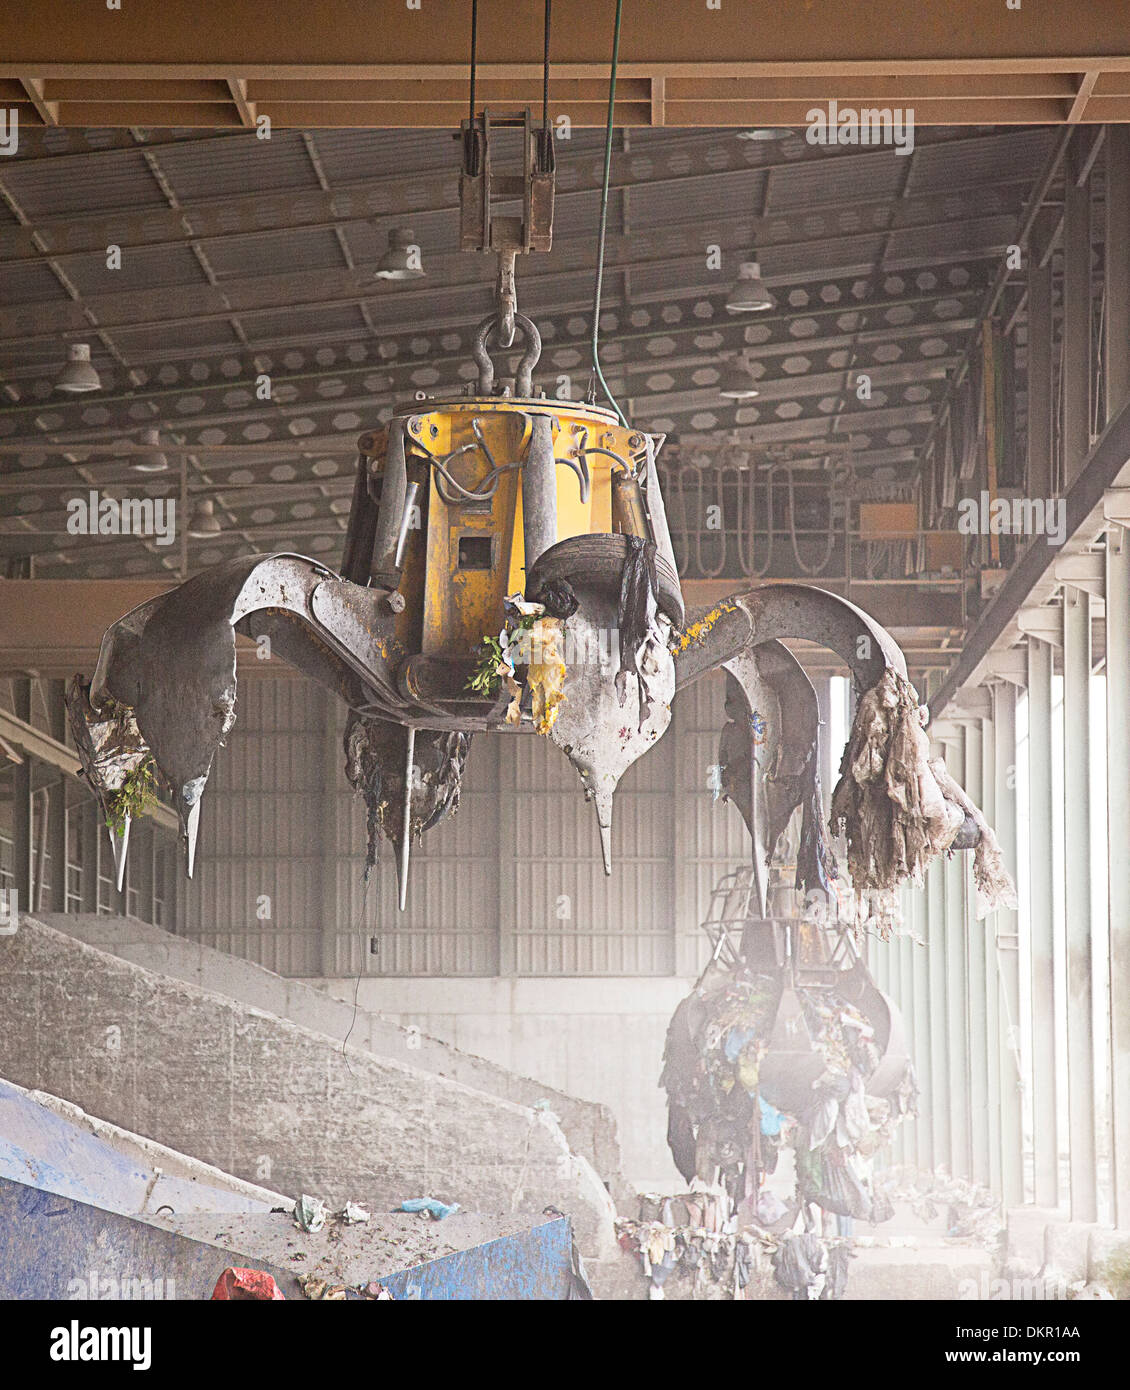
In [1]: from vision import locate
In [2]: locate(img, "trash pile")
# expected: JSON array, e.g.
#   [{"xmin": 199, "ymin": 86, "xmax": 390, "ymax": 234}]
[
  {"xmin": 663, "ymin": 974, "xmax": 914, "ymax": 1208},
  {"xmin": 616, "ymin": 1195, "xmax": 857, "ymax": 1301},
  {"xmin": 616, "ymin": 1204, "xmax": 775, "ymax": 1301},
  {"xmin": 661, "ymin": 956, "xmax": 919, "ymax": 1298},
  {"xmin": 789, "ymin": 989, "xmax": 904, "ymax": 1227},
  {"xmin": 874, "ymin": 1166, "xmax": 1003, "ymax": 1250}
]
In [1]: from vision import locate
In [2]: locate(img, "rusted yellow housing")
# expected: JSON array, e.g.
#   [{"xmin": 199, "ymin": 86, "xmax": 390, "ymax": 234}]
[{"xmin": 358, "ymin": 396, "xmax": 658, "ymax": 659}]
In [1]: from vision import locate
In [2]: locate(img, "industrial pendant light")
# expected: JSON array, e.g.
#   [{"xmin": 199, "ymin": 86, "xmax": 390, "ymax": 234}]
[
  {"xmin": 130, "ymin": 427, "xmax": 169, "ymax": 473},
  {"xmin": 56, "ymin": 343, "xmax": 101, "ymax": 393},
  {"xmin": 718, "ymin": 357, "xmax": 760, "ymax": 399},
  {"xmin": 187, "ymin": 497, "xmax": 222, "ymax": 538},
  {"xmin": 375, "ymin": 228, "xmax": 425, "ymax": 280},
  {"xmin": 725, "ymin": 258, "xmax": 775, "ymax": 313}
]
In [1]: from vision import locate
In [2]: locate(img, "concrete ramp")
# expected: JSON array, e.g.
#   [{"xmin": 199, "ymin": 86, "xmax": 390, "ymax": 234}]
[
  {"xmin": 0, "ymin": 1077, "xmax": 288, "ymax": 1219},
  {"xmin": 0, "ymin": 916, "xmax": 616, "ymax": 1260},
  {"xmin": 32, "ymin": 911, "xmax": 625, "ymax": 1197}
]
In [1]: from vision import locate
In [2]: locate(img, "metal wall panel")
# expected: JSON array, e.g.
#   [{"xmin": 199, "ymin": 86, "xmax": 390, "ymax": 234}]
[
  {"xmin": 191, "ymin": 671, "xmax": 752, "ymax": 979},
  {"xmin": 182, "ymin": 677, "xmax": 324, "ymax": 977}
]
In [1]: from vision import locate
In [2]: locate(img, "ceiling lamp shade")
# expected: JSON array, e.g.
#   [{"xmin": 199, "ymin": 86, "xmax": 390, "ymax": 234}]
[
  {"xmin": 375, "ymin": 228, "xmax": 425, "ymax": 280},
  {"xmin": 719, "ymin": 359, "xmax": 760, "ymax": 399},
  {"xmin": 187, "ymin": 497, "xmax": 222, "ymax": 538},
  {"xmin": 131, "ymin": 427, "xmax": 169, "ymax": 473},
  {"xmin": 725, "ymin": 260, "xmax": 775, "ymax": 313},
  {"xmin": 56, "ymin": 343, "xmax": 101, "ymax": 393}
]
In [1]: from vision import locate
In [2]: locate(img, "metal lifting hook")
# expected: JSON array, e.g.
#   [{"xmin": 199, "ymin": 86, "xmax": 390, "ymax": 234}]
[{"xmin": 472, "ymin": 311, "xmax": 542, "ymax": 397}]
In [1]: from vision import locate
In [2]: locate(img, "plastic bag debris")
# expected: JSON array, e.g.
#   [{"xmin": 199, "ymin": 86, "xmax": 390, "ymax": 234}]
[
  {"xmin": 294, "ymin": 1193, "xmax": 328, "ymax": 1233},
  {"xmin": 211, "ymin": 1267, "xmax": 285, "ymax": 1301},
  {"xmin": 399, "ymin": 1196, "xmax": 460, "ymax": 1220},
  {"xmin": 341, "ymin": 1200, "xmax": 370, "ymax": 1225},
  {"xmin": 771, "ymin": 1232, "xmax": 828, "ymax": 1300}
]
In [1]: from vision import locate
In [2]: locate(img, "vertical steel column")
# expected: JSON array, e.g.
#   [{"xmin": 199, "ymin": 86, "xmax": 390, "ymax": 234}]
[
  {"xmin": 981, "ymin": 706, "xmax": 1004, "ymax": 1195},
  {"xmin": 1105, "ymin": 126, "xmax": 1130, "ymax": 424},
  {"xmin": 943, "ymin": 734, "xmax": 972, "ymax": 1176},
  {"xmin": 46, "ymin": 679, "xmax": 67, "ymax": 913},
  {"xmin": 1104, "ymin": 128, "xmax": 1130, "ymax": 1229},
  {"xmin": 993, "ymin": 681, "xmax": 1024, "ymax": 1207},
  {"xmin": 911, "ymin": 874, "xmax": 934, "ymax": 1169},
  {"xmin": 1063, "ymin": 136, "xmax": 1093, "ymax": 488},
  {"xmin": 1027, "ymin": 209, "xmax": 1055, "ymax": 500},
  {"xmin": 1062, "ymin": 585, "xmax": 1098, "ymax": 1221},
  {"xmin": 963, "ymin": 718, "xmax": 991, "ymax": 1187},
  {"xmin": 11, "ymin": 679, "xmax": 33, "ymax": 913},
  {"xmin": 1027, "ymin": 634, "xmax": 1059, "ymax": 1207},
  {"xmin": 867, "ymin": 924, "xmax": 879, "ymax": 994},
  {"xmin": 80, "ymin": 799, "xmax": 99, "ymax": 912},
  {"xmin": 901, "ymin": 896, "xmax": 919, "ymax": 1167},
  {"xmin": 926, "ymin": 850, "xmax": 950, "ymax": 1171},
  {"xmin": 1107, "ymin": 521, "xmax": 1130, "ymax": 1228}
]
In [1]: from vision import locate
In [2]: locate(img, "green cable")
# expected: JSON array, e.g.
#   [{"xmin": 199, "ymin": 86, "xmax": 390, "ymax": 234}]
[{"xmin": 590, "ymin": 0, "xmax": 628, "ymax": 427}]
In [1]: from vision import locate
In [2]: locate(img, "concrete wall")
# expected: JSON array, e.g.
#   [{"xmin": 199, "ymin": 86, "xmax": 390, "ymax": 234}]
[
  {"xmin": 32, "ymin": 911, "xmax": 627, "ymax": 1197},
  {"xmin": 312, "ymin": 975, "xmax": 693, "ymax": 1190},
  {"xmin": 35, "ymin": 913, "xmax": 686, "ymax": 1190},
  {"xmin": 0, "ymin": 918, "xmax": 616, "ymax": 1258}
]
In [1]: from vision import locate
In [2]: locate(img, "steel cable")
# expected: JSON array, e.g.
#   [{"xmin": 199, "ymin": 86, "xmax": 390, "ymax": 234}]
[{"xmin": 590, "ymin": 0, "xmax": 628, "ymax": 426}]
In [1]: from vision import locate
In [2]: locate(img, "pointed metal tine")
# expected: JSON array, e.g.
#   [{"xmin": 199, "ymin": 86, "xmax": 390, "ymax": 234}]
[
  {"xmin": 107, "ymin": 815, "xmax": 131, "ymax": 894},
  {"xmin": 748, "ymin": 775, "xmax": 768, "ymax": 919},
  {"xmin": 751, "ymin": 848, "xmax": 768, "ymax": 920},
  {"xmin": 397, "ymin": 727, "xmax": 416, "ymax": 913},
  {"xmin": 598, "ymin": 820, "xmax": 613, "ymax": 877},
  {"xmin": 396, "ymin": 836, "xmax": 411, "ymax": 913},
  {"xmin": 183, "ymin": 798, "xmax": 201, "ymax": 879},
  {"xmin": 593, "ymin": 787, "xmax": 614, "ymax": 877}
]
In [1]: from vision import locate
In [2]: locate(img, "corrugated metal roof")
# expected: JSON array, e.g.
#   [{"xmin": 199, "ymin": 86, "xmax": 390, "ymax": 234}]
[
  {"xmin": 243, "ymin": 303, "xmax": 368, "ymax": 341},
  {"xmin": 309, "ymin": 127, "xmax": 460, "ymax": 182},
  {"xmin": 112, "ymin": 319, "xmax": 243, "ymax": 356},
  {"xmin": 630, "ymin": 166, "xmax": 766, "ymax": 226},
  {"xmin": 0, "ymin": 122, "xmax": 1061, "ymax": 579},
  {"xmin": 62, "ymin": 244, "xmax": 209, "ymax": 296},
  {"xmin": 153, "ymin": 131, "xmax": 320, "ymax": 201},
  {"xmin": 204, "ymin": 225, "xmax": 349, "ymax": 279},
  {"xmin": 770, "ymin": 149, "xmax": 906, "ymax": 210},
  {"xmin": 906, "ymin": 127, "xmax": 1056, "ymax": 193},
  {"xmin": 1, "ymin": 147, "xmax": 171, "ymax": 216},
  {"xmin": 0, "ymin": 261, "xmax": 72, "ymax": 306}
]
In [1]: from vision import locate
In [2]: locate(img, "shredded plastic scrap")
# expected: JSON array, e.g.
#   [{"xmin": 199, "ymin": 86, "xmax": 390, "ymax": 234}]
[{"xmin": 829, "ymin": 668, "xmax": 1002, "ymax": 933}]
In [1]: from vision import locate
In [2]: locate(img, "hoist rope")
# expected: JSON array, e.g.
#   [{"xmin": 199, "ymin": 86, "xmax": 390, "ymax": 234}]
[{"xmin": 590, "ymin": 0, "xmax": 628, "ymax": 427}]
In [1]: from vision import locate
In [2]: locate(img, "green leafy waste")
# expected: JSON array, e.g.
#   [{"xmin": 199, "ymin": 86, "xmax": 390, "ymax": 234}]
[
  {"xmin": 465, "ymin": 612, "xmax": 539, "ymax": 697},
  {"xmin": 104, "ymin": 757, "xmax": 159, "ymax": 836},
  {"xmin": 466, "ymin": 634, "xmax": 506, "ymax": 697}
]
